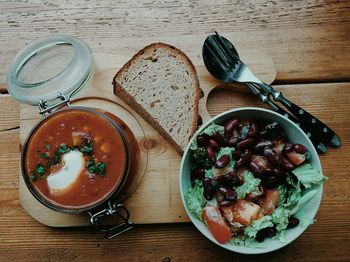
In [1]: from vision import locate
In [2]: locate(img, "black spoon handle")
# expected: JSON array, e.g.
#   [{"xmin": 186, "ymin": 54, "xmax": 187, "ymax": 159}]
[{"xmin": 260, "ymin": 82, "xmax": 341, "ymax": 148}]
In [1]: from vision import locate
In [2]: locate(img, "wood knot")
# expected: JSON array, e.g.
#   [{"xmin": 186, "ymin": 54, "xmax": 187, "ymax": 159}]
[{"xmin": 142, "ymin": 138, "xmax": 158, "ymax": 150}]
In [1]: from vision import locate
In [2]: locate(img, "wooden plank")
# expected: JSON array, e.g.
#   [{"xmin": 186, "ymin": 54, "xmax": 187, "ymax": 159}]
[
  {"xmin": 0, "ymin": 95, "xmax": 19, "ymax": 131},
  {"xmin": 0, "ymin": 82, "xmax": 349, "ymax": 261},
  {"xmin": 0, "ymin": 0, "xmax": 349, "ymax": 90}
]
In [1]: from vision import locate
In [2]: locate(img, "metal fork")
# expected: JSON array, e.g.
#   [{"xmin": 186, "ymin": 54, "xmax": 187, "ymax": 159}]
[{"xmin": 202, "ymin": 32, "xmax": 341, "ymax": 152}]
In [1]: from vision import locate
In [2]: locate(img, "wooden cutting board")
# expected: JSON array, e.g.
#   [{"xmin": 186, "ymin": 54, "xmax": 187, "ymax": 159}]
[{"xmin": 19, "ymin": 51, "xmax": 276, "ymax": 226}]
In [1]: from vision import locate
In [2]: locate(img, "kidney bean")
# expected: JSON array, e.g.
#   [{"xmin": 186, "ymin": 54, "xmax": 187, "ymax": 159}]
[
  {"xmin": 232, "ymin": 149, "xmax": 241, "ymax": 160},
  {"xmin": 236, "ymin": 138, "xmax": 255, "ymax": 150},
  {"xmin": 210, "ymin": 177, "xmax": 221, "ymax": 188},
  {"xmin": 203, "ymin": 178, "xmax": 215, "ymax": 200},
  {"xmin": 247, "ymin": 122, "xmax": 258, "ymax": 138},
  {"xmin": 256, "ymin": 227, "xmax": 277, "ymax": 242},
  {"xmin": 224, "ymin": 118, "xmax": 238, "ymax": 138},
  {"xmin": 264, "ymin": 122, "xmax": 282, "ymax": 139},
  {"xmin": 205, "ymin": 146, "xmax": 216, "ymax": 162},
  {"xmin": 263, "ymin": 147, "xmax": 280, "ymax": 167},
  {"xmin": 196, "ymin": 134, "xmax": 208, "ymax": 147},
  {"xmin": 283, "ymin": 141, "xmax": 294, "ymax": 153},
  {"xmin": 217, "ymin": 187, "xmax": 237, "ymax": 202},
  {"xmin": 208, "ymin": 139, "xmax": 220, "ymax": 152},
  {"xmin": 287, "ymin": 216, "xmax": 300, "ymax": 229},
  {"xmin": 223, "ymin": 171, "xmax": 237, "ymax": 187},
  {"xmin": 225, "ymin": 136, "xmax": 240, "ymax": 146},
  {"xmin": 249, "ymin": 162, "xmax": 262, "ymax": 177},
  {"xmin": 190, "ymin": 166, "xmax": 205, "ymax": 184},
  {"xmin": 254, "ymin": 140, "xmax": 272, "ymax": 153},
  {"xmin": 211, "ymin": 132, "xmax": 226, "ymax": 146},
  {"xmin": 241, "ymin": 149, "xmax": 252, "ymax": 164},
  {"xmin": 235, "ymin": 158, "xmax": 244, "ymax": 169},
  {"xmin": 272, "ymin": 168, "xmax": 284, "ymax": 177},
  {"xmin": 260, "ymin": 168, "xmax": 274, "ymax": 182},
  {"xmin": 259, "ymin": 129, "xmax": 268, "ymax": 138},
  {"xmin": 263, "ymin": 175, "xmax": 283, "ymax": 189},
  {"xmin": 261, "ymin": 168, "xmax": 274, "ymax": 177},
  {"xmin": 235, "ymin": 150, "xmax": 251, "ymax": 169},
  {"xmin": 294, "ymin": 143, "xmax": 308, "ymax": 154},
  {"xmin": 215, "ymin": 154, "xmax": 230, "ymax": 168},
  {"xmin": 225, "ymin": 188, "xmax": 237, "ymax": 202},
  {"xmin": 280, "ymin": 156, "xmax": 294, "ymax": 171},
  {"xmin": 235, "ymin": 174, "xmax": 245, "ymax": 186}
]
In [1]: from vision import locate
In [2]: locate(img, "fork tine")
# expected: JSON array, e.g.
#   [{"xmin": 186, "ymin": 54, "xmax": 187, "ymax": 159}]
[
  {"xmin": 204, "ymin": 38, "xmax": 232, "ymax": 69},
  {"xmin": 203, "ymin": 42, "xmax": 230, "ymax": 73}
]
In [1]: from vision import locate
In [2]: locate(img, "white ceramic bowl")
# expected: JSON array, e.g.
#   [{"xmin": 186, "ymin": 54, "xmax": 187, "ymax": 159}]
[{"xmin": 179, "ymin": 107, "xmax": 323, "ymax": 254}]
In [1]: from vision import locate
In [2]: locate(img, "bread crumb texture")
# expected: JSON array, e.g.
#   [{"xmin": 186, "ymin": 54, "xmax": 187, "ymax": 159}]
[{"xmin": 116, "ymin": 45, "xmax": 198, "ymax": 150}]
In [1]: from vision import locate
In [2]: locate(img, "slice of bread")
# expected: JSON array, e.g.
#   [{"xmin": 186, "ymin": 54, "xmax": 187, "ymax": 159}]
[{"xmin": 113, "ymin": 42, "xmax": 200, "ymax": 153}]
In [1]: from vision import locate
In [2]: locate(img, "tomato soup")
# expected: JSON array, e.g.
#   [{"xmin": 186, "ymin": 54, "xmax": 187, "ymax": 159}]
[{"xmin": 24, "ymin": 108, "xmax": 128, "ymax": 210}]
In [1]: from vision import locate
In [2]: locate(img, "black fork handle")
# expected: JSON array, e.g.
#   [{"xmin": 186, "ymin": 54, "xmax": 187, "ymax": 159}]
[
  {"xmin": 247, "ymin": 83, "xmax": 327, "ymax": 153},
  {"xmin": 260, "ymin": 83, "xmax": 341, "ymax": 148}
]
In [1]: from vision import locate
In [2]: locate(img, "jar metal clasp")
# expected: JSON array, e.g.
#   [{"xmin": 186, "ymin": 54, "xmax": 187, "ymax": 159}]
[
  {"xmin": 39, "ymin": 92, "xmax": 71, "ymax": 117},
  {"xmin": 87, "ymin": 200, "xmax": 134, "ymax": 239}
]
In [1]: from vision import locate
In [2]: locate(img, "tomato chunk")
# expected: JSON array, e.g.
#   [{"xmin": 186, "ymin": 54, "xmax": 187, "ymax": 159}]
[
  {"xmin": 286, "ymin": 150, "xmax": 306, "ymax": 166},
  {"xmin": 260, "ymin": 189, "xmax": 279, "ymax": 215},
  {"xmin": 202, "ymin": 206, "xmax": 232, "ymax": 244},
  {"xmin": 221, "ymin": 200, "xmax": 260, "ymax": 226}
]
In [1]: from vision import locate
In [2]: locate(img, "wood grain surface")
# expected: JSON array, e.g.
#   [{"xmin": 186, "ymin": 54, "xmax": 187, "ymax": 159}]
[{"xmin": 1, "ymin": 0, "xmax": 350, "ymax": 261}]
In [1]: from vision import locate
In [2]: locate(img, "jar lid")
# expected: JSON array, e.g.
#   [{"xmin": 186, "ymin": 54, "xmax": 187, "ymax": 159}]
[{"xmin": 7, "ymin": 35, "xmax": 93, "ymax": 105}]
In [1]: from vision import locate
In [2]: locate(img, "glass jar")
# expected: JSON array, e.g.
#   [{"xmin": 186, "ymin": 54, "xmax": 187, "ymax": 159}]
[{"xmin": 7, "ymin": 35, "xmax": 143, "ymax": 238}]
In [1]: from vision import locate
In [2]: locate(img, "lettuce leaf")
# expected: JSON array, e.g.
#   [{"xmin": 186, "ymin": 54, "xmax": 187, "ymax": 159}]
[
  {"xmin": 185, "ymin": 180, "xmax": 206, "ymax": 220},
  {"xmin": 271, "ymin": 187, "xmax": 318, "ymax": 242},
  {"xmin": 289, "ymin": 189, "xmax": 317, "ymax": 215},
  {"xmin": 244, "ymin": 216, "xmax": 274, "ymax": 238},
  {"xmin": 292, "ymin": 163, "xmax": 327, "ymax": 188},
  {"xmin": 230, "ymin": 236, "xmax": 266, "ymax": 248},
  {"xmin": 276, "ymin": 184, "xmax": 288, "ymax": 206},
  {"xmin": 236, "ymin": 171, "xmax": 261, "ymax": 199},
  {"xmin": 272, "ymin": 207, "xmax": 290, "ymax": 232},
  {"xmin": 190, "ymin": 138, "xmax": 198, "ymax": 150},
  {"xmin": 283, "ymin": 182, "xmax": 302, "ymax": 210},
  {"xmin": 202, "ymin": 123, "xmax": 225, "ymax": 136},
  {"xmin": 205, "ymin": 168, "xmax": 214, "ymax": 179}
]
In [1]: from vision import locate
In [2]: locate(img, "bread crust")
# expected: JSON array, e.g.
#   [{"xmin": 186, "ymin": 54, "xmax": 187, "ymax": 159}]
[{"xmin": 112, "ymin": 42, "xmax": 200, "ymax": 154}]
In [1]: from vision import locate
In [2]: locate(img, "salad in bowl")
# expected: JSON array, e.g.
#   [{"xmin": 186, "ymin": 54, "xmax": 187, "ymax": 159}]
[{"xmin": 179, "ymin": 108, "xmax": 326, "ymax": 254}]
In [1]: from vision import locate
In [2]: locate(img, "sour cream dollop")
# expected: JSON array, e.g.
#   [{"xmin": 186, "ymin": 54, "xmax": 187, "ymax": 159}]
[{"xmin": 47, "ymin": 150, "xmax": 84, "ymax": 192}]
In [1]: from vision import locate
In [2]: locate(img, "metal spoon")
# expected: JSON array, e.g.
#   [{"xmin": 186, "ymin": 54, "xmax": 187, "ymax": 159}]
[{"xmin": 202, "ymin": 32, "xmax": 336, "ymax": 153}]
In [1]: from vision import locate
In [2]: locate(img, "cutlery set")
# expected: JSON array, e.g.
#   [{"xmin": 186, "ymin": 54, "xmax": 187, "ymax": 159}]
[{"xmin": 202, "ymin": 32, "xmax": 341, "ymax": 153}]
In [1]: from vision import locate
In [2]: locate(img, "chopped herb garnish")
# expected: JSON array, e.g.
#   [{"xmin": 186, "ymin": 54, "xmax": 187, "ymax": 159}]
[
  {"xmin": 97, "ymin": 162, "xmax": 106, "ymax": 176},
  {"xmin": 88, "ymin": 165, "xmax": 99, "ymax": 174},
  {"xmin": 31, "ymin": 134, "xmax": 108, "ymax": 183},
  {"xmin": 85, "ymin": 159, "xmax": 106, "ymax": 176},
  {"xmin": 86, "ymin": 159, "xmax": 95, "ymax": 168},
  {"xmin": 40, "ymin": 152, "xmax": 49, "ymax": 159},
  {"xmin": 80, "ymin": 144, "xmax": 93, "ymax": 155},
  {"xmin": 35, "ymin": 164, "xmax": 46, "ymax": 175},
  {"xmin": 79, "ymin": 136, "xmax": 93, "ymax": 155},
  {"xmin": 31, "ymin": 173, "xmax": 37, "ymax": 182},
  {"xmin": 58, "ymin": 144, "xmax": 70, "ymax": 154},
  {"xmin": 53, "ymin": 151, "xmax": 61, "ymax": 164}
]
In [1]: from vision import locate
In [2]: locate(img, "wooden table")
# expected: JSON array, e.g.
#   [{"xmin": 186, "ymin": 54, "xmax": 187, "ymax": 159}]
[{"xmin": 0, "ymin": 1, "xmax": 349, "ymax": 261}]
